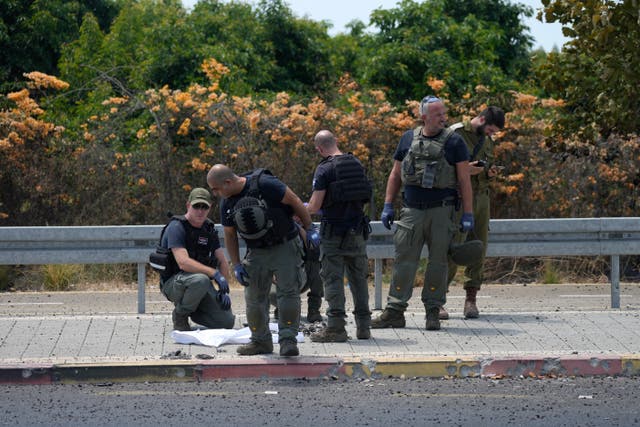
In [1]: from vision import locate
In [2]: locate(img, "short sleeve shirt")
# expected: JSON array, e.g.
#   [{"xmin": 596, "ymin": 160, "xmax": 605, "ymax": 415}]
[
  {"xmin": 161, "ymin": 218, "xmax": 221, "ymax": 252},
  {"xmin": 393, "ymin": 128, "xmax": 470, "ymax": 204}
]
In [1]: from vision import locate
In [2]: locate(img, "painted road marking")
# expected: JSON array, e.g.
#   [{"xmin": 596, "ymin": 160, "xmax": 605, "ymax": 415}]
[
  {"xmin": 0, "ymin": 302, "xmax": 64, "ymax": 306},
  {"xmin": 559, "ymin": 294, "xmax": 631, "ymax": 298}
]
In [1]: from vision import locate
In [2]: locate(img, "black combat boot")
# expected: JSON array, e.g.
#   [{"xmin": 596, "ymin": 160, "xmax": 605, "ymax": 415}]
[
  {"xmin": 425, "ymin": 307, "xmax": 441, "ymax": 331},
  {"xmin": 371, "ymin": 308, "xmax": 406, "ymax": 328},
  {"xmin": 172, "ymin": 309, "xmax": 191, "ymax": 331}
]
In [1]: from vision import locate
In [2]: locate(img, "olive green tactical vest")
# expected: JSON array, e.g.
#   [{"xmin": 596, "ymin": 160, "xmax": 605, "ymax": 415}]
[{"xmin": 401, "ymin": 126, "xmax": 457, "ymax": 190}]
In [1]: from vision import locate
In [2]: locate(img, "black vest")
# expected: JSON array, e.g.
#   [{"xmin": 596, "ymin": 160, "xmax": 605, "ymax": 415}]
[
  {"xmin": 229, "ymin": 169, "xmax": 297, "ymax": 249},
  {"xmin": 161, "ymin": 216, "xmax": 219, "ymax": 279},
  {"xmin": 320, "ymin": 154, "xmax": 371, "ymax": 223}
]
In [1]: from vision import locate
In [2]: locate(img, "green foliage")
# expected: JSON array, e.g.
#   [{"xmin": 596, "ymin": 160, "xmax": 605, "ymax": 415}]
[
  {"xmin": 541, "ymin": 259, "xmax": 561, "ymax": 284},
  {"xmin": 188, "ymin": 0, "xmax": 276, "ymax": 93},
  {"xmin": 0, "ymin": 266, "xmax": 12, "ymax": 291},
  {"xmin": 256, "ymin": 0, "xmax": 334, "ymax": 94},
  {"xmin": 42, "ymin": 264, "xmax": 82, "ymax": 291},
  {"xmin": 443, "ymin": 0, "xmax": 534, "ymax": 79},
  {"xmin": 0, "ymin": 0, "xmax": 119, "ymax": 92},
  {"xmin": 359, "ymin": 0, "xmax": 534, "ymax": 103},
  {"xmin": 537, "ymin": 0, "xmax": 640, "ymax": 139}
]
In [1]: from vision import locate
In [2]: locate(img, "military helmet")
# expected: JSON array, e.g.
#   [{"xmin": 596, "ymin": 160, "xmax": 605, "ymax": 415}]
[
  {"xmin": 449, "ymin": 240, "xmax": 483, "ymax": 266},
  {"xmin": 232, "ymin": 196, "xmax": 272, "ymax": 240}
]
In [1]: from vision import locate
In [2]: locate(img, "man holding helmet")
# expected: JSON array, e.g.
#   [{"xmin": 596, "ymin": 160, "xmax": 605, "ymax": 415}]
[
  {"xmin": 442, "ymin": 106, "xmax": 505, "ymax": 319},
  {"xmin": 207, "ymin": 164, "xmax": 319, "ymax": 357},
  {"xmin": 372, "ymin": 95, "xmax": 474, "ymax": 331}
]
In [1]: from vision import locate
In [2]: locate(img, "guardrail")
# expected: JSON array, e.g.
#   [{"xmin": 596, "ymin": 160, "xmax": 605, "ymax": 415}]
[{"xmin": 1, "ymin": 218, "xmax": 639, "ymax": 313}]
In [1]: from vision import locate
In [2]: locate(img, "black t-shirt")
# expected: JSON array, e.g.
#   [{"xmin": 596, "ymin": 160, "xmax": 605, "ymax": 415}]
[
  {"xmin": 393, "ymin": 128, "xmax": 470, "ymax": 204},
  {"xmin": 312, "ymin": 155, "xmax": 364, "ymax": 225}
]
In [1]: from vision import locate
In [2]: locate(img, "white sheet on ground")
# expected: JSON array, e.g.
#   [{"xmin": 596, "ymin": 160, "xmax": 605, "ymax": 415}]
[{"xmin": 171, "ymin": 322, "xmax": 305, "ymax": 347}]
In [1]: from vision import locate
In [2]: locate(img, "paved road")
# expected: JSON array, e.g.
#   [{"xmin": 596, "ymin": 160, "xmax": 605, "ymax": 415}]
[
  {"xmin": 2, "ymin": 376, "xmax": 640, "ymax": 427},
  {"xmin": 2, "ymin": 282, "xmax": 639, "ymax": 316}
]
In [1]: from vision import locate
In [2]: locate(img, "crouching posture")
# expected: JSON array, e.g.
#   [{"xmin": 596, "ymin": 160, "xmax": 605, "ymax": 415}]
[{"xmin": 153, "ymin": 188, "xmax": 234, "ymax": 331}]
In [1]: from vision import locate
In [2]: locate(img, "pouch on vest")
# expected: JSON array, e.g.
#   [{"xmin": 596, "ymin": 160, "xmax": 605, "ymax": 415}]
[
  {"xmin": 401, "ymin": 127, "xmax": 456, "ymax": 189},
  {"xmin": 149, "ymin": 246, "xmax": 171, "ymax": 273}
]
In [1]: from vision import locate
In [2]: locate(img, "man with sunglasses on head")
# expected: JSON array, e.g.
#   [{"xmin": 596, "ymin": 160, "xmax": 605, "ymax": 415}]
[
  {"xmin": 371, "ymin": 95, "xmax": 473, "ymax": 331},
  {"xmin": 158, "ymin": 187, "xmax": 235, "ymax": 331}
]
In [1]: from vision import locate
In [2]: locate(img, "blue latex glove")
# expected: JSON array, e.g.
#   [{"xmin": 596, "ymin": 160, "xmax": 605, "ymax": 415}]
[
  {"xmin": 233, "ymin": 263, "xmax": 250, "ymax": 287},
  {"xmin": 306, "ymin": 224, "xmax": 321, "ymax": 250},
  {"xmin": 381, "ymin": 202, "xmax": 395, "ymax": 230},
  {"xmin": 211, "ymin": 271, "xmax": 229, "ymax": 294},
  {"xmin": 217, "ymin": 292, "xmax": 231, "ymax": 310},
  {"xmin": 460, "ymin": 212, "xmax": 474, "ymax": 233}
]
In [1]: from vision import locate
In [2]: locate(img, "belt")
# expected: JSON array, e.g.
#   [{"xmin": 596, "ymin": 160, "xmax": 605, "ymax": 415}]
[
  {"xmin": 246, "ymin": 231, "xmax": 298, "ymax": 249},
  {"xmin": 321, "ymin": 220, "xmax": 363, "ymax": 237},
  {"xmin": 405, "ymin": 198, "xmax": 456, "ymax": 210}
]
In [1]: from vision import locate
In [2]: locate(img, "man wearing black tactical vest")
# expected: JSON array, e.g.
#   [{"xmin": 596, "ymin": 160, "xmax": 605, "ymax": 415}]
[
  {"xmin": 207, "ymin": 164, "xmax": 320, "ymax": 357},
  {"xmin": 371, "ymin": 96, "xmax": 474, "ymax": 331},
  {"xmin": 158, "ymin": 188, "xmax": 235, "ymax": 331},
  {"xmin": 306, "ymin": 130, "xmax": 373, "ymax": 342}
]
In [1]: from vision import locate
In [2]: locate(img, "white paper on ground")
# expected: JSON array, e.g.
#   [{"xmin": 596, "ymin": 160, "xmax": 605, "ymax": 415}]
[{"xmin": 171, "ymin": 322, "xmax": 305, "ymax": 347}]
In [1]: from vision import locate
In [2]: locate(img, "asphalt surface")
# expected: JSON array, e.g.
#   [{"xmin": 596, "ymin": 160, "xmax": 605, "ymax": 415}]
[
  {"xmin": 2, "ymin": 376, "xmax": 640, "ymax": 427},
  {"xmin": 1, "ymin": 283, "xmax": 639, "ymax": 384}
]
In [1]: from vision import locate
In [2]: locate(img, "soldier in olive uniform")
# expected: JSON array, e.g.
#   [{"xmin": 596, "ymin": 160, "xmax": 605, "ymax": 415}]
[{"xmin": 442, "ymin": 107, "xmax": 505, "ymax": 319}]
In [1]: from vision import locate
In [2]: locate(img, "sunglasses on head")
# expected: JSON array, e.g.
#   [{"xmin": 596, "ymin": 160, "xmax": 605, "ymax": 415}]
[{"xmin": 421, "ymin": 95, "xmax": 440, "ymax": 105}]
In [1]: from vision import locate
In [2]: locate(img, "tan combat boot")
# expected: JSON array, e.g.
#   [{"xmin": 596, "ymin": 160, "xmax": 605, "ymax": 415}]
[
  {"xmin": 438, "ymin": 306, "xmax": 449, "ymax": 320},
  {"xmin": 463, "ymin": 288, "xmax": 480, "ymax": 319}
]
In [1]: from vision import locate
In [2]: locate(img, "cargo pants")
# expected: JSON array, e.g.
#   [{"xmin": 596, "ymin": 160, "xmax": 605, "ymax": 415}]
[
  {"xmin": 386, "ymin": 205, "xmax": 456, "ymax": 312},
  {"xmin": 242, "ymin": 237, "xmax": 304, "ymax": 344},
  {"xmin": 161, "ymin": 272, "xmax": 236, "ymax": 329},
  {"xmin": 319, "ymin": 229, "xmax": 371, "ymax": 330}
]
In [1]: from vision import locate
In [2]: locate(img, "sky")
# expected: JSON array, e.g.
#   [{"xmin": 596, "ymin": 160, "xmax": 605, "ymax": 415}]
[{"xmin": 182, "ymin": 0, "xmax": 568, "ymax": 52}]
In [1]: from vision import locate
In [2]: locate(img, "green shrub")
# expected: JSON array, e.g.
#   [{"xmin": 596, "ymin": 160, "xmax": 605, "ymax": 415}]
[
  {"xmin": 0, "ymin": 266, "xmax": 13, "ymax": 291},
  {"xmin": 42, "ymin": 264, "xmax": 83, "ymax": 291},
  {"xmin": 541, "ymin": 259, "xmax": 561, "ymax": 284}
]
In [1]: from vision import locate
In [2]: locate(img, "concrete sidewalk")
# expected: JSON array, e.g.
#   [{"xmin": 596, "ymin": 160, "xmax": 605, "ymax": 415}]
[{"xmin": 1, "ymin": 284, "xmax": 640, "ymax": 383}]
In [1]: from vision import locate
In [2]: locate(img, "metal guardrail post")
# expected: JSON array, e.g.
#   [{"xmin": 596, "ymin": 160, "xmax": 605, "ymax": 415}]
[
  {"xmin": 611, "ymin": 255, "xmax": 620, "ymax": 309},
  {"xmin": 137, "ymin": 263, "xmax": 146, "ymax": 314},
  {"xmin": 374, "ymin": 259, "xmax": 382, "ymax": 310}
]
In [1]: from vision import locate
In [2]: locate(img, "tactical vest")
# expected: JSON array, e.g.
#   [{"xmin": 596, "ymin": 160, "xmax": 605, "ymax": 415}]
[
  {"xmin": 229, "ymin": 169, "xmax": 296, "ymax": 249},
  {"xmin": 452, "ymin": 120, "xmax": 492, "ymax": 192},
  {"xmin": 151, "ymin": 215, "xmax": 219, "ymax": 281},
  {"xmin": 401, "ymin": 126, "xmax": 457, "ymax": 190},
  {"xmin": 322, "ymin": 153, "xmax": 372, "ymax": 208}
]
